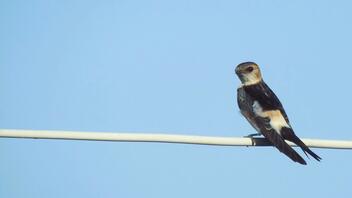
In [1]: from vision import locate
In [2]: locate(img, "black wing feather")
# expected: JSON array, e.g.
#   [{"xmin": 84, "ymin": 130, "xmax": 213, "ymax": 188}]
[
  {"xmin": 237, "ymin": 86, "xmax": 307, "ymax": 165},
  {"xmin": 243, "ymin": 82, "xmax": 290, "ymax": 124},
  {"xmin": 254, "ymin": 116, "xmax": 307, "ymax": 164},
  {"xmin": 281, "ymin": 127, "xmax": 322, "ymax": 161}
]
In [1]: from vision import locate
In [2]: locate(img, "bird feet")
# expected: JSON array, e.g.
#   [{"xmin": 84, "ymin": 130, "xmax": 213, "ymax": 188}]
[{"xmin": 243, "ymin": 133, "xmax": 262, "ymax": 138}]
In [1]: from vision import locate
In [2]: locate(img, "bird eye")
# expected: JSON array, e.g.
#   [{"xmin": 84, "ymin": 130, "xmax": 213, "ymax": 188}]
[{"xmin": 246, "ymin": 67, "xmax": 254, "ymax": 72}]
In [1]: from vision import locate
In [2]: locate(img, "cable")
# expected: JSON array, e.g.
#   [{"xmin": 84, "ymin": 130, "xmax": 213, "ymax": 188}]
[{"xmin": 1, "ymin": 129, "xmax": 351, "ymax": 149}]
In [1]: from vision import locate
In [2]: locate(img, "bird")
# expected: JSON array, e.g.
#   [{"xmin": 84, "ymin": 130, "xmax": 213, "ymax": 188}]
[{"xmin": 235, "ymin": 62, "xmax": 321, "ymax": 165}]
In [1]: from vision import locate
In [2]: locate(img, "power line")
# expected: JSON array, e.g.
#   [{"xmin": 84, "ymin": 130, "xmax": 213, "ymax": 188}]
[{"xmin": 0, "ymin": 129, "xmax": 351, "ymax": 149}]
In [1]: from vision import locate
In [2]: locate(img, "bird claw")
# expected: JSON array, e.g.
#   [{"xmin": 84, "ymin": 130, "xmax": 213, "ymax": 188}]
[{"xmin": 243, "ymin": 133, "xmax": 262, "ymax": 138}]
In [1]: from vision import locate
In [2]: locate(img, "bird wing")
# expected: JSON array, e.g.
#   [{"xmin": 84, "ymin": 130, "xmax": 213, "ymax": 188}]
[
  {"xmin": 237, "ymin": 86, "xmax": 306, "ymax": 165},
  {"xmin": 243, "ymin": 82, "xmax": 290, "ymax": 124},
  {"xmin": 254, "ymin": 116, "xmax": 307, "ymax": 164},
  {"xmin": 237, "ymin": 86, "xmax": 261, "ymax": 132},
  {"xmin": 281, "ymin": 127, "xmax": 322, "ymax": 161}
]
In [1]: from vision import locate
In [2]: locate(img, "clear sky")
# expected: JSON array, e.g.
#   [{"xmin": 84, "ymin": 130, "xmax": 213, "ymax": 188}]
[{"xmin": 1, "ymin": 0, "xmax": 351, "ymax": 197}]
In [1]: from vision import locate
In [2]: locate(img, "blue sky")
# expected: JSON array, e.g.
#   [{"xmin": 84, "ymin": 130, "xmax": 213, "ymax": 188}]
[{"xmin": 1, "ymin": 0, "xmax": 351, "ymax": 197}]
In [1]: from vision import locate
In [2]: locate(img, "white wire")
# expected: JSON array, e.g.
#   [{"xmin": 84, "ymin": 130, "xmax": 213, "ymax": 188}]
[{"xmin": 0, "ymin": 129, "xmax": 351, "ymax": 149}]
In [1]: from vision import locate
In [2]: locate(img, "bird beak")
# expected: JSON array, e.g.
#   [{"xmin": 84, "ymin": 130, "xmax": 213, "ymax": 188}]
[{"xmin": 235, "ymin": 67, "xmax": 241, "ymax": 75}]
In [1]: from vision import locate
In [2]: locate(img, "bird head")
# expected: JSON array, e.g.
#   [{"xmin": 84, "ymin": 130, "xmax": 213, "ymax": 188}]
[{"xmin": 235, "ymin": 62, "xmax": 262, "ymax": 86}]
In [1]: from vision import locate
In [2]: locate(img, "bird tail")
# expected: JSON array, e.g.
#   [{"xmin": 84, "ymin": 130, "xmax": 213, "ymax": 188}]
[
  {"xmin": 281, "ymin": 127, "xmax": 322, "ymax": 162},
  {"xmin": 265, "ymin": 129, "xmax": 307, "ymax": 165}
]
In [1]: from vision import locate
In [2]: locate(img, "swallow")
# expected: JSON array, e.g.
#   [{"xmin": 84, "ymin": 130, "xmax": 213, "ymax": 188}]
[{"xmin": 235, "ymin": 62, "xmax": 321, "ymax": 165}]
